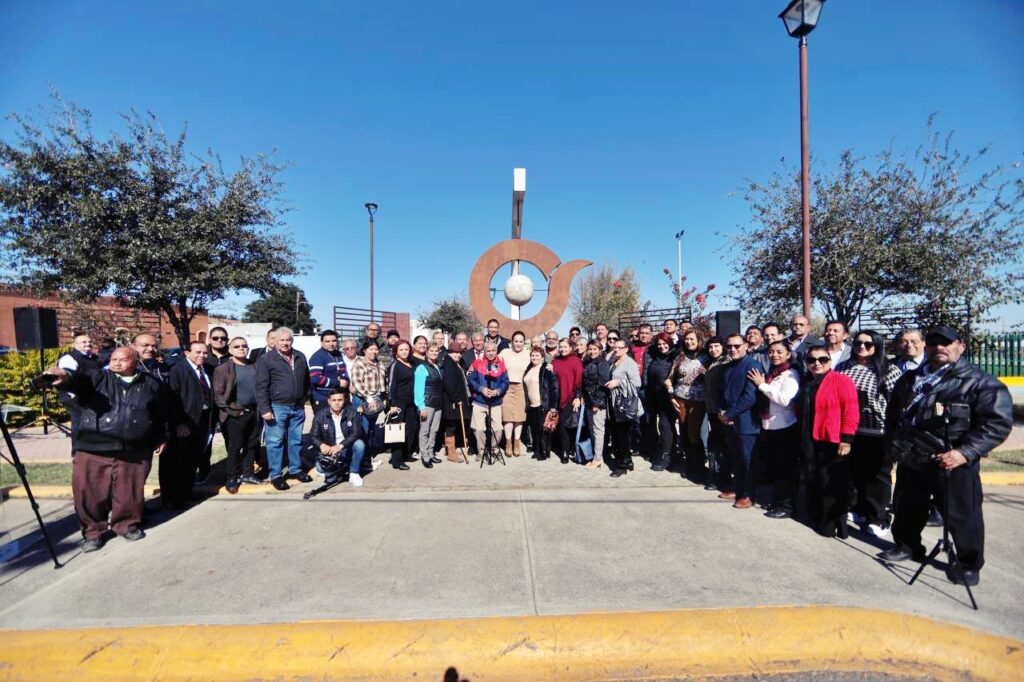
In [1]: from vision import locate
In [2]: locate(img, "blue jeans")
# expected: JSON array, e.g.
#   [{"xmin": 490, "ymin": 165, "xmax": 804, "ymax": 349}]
[
  {"xmin": 316, "ymin": 439, "xmax": 366, "ymax": 479},
  {"xmin": 265, "ymin": 404, "xmax": 306, "ymax": 478},
  {"xmin": 724, "ymin": 426, "xmax": 758, "ymax": 499}
]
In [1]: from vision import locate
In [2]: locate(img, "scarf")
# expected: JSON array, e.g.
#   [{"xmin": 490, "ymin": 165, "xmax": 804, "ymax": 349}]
[{"xmin": 759, "ymin": 360, "xmax": 792, "ymax": 420}]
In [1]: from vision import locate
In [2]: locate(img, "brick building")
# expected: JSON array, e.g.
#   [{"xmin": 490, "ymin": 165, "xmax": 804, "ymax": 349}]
[{"xmin": 0, "ymin": 287, "xmax": 210, "ymax": 349}]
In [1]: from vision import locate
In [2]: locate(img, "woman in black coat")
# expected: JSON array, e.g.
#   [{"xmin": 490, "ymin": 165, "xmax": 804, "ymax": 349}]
[
  {"xmin": 522, "ymin": 346, "xmax": 560, "ymax": 460},
  {"xmin": 386, "ymin": 341, "xmax": 417, "ymax": 470},
  {"xmin": 644, "ymin": 332, "xmax": 679, "ymax": 471},
  {"xmin": 581, "ymin": 340, "xmax": 611, "ymax": 468},
  {"xmin": 441, "ymin": 344, "xmax": 471, "ymax": 460}
]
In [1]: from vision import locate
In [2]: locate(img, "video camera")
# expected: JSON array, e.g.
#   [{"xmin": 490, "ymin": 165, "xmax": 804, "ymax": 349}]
[{"xmin": 890, "ymin": 402, "xmax": 970, "ymax": 467}]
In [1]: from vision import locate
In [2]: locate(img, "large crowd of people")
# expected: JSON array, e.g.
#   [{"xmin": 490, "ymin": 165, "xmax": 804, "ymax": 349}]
[{"xmin": 45, "ymin": 315, "xmax": 1013, "ymax": 588}]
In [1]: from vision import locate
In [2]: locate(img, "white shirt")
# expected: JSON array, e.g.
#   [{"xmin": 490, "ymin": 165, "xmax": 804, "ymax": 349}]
[
  {"xmin": 331, "ymin": 412, "xmax": 345, "ymax": 446},
  {"xmin": 757, "ymin": 368, "xmax": 800, "ymax": 431},
  {"xmin": 898, "ymin": 355, "xmax": 926, "ymax": 374},
  {"xmin": 342, "ymin": 354, "xmax": 358, "ymax": 377},
  {"xmin": 186, "ymin": 359, "xmax": 209, "ymax": 386}
]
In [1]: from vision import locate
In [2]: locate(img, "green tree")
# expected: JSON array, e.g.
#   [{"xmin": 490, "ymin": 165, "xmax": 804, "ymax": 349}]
[
  {"xmin": 419, "ymin": 294, "xmax": 477, "ymax": 334},
  {"xmin": 569, "ymin": 261, "xmax": 643, "ymax": 335},
  {"xmin": 730, "ymin": 119, "xmax": 1024, "ymax": 329},
  {"xmin": 0, "ymin": 97, "xmax": 299, "ymax": 347},
  {"xmin": 242, "ymin": 284, "xmax": 317, "ymax": 334}
]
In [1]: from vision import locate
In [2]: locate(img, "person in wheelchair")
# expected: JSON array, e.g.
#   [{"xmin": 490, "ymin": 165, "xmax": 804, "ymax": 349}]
[{"xmin": 309, "ymin": 389, "xmax": 367, "ymax": 488}]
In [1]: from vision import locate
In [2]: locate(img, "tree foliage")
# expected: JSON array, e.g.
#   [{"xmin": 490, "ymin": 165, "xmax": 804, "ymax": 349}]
[
  {"xmin": 730, "ymin": 119, "xmax": 1024, "ymax": 329},
  {"xmin": 570, "ymin": 262, "xmax": 643, "ymax": 335},
  {"xmin": 661, "ymin": 268, "xmax": 717, "ymax": 337},
  {"xmin": 0, "ymin": 97, "xmax": 300, "ymax": 347},
  {"xmin": 418, "ymin": 294, "xmax": 477, "ymax": 335},
  {"xmin": 242, "ymin": 284, "xmax": 317, "ymax": 334}
]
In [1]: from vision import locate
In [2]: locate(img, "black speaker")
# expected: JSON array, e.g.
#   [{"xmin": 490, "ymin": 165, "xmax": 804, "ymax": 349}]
[
  {"xmin": 14, "ymin": 307, "xmax": 60, "ymax": 351},
  {"xmin": 715, "ymin": 310, "xmax": 741, "ymax": 339}
]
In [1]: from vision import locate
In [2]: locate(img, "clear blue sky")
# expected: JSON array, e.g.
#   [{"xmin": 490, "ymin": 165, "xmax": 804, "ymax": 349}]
[{"xmin": 2, "ymin": 1, "xmax": 1022, "ymax": 331}]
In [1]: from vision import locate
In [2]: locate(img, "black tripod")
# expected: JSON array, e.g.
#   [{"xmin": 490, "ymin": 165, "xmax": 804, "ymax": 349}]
[
  {"xmin": 0, "ymin": 407, "xmax": 62, "ymax": 568},
  {"xmin": 907, "ymin": 413, "xmax": 978, "ymax": 610},
  {"xmin": 479, "ymin": 390, "xmax": 505, "ymax": 468}
]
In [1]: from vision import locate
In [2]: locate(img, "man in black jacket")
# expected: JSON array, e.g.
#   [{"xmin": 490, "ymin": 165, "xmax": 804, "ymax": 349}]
[
  {"xmin": 256, "ymin": 327, "xmax": 312, "ymax": 490},
  {"xmin": 879, "ymin": 326, "xmax": 1012, "ymax": 586},
  {"xmin": 310, "ymin": 389, "xmax": 366, "ymax": 487},
  {"xmin": 163, "ymin": 341, "xmax": 215, "ymax": 507},
  {"xmin": 46, "ymin": 347, "xmax": 170, "ymax": 552},
  {"xmin": 57, "ymin": 333, "xmax": 102, "ymax": 453}
]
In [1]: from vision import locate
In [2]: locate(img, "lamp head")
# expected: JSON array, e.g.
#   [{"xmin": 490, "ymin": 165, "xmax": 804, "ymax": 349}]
[
  {"xmin": 779, "ymin": 0, "xmax": 826, "ymax": 38},
  {"xmin": 365, "ymin": 202, "xmax": 378, "ymax": 218}
]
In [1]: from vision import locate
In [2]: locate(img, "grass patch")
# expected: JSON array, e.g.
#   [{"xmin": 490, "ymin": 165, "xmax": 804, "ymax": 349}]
[
  {"xmin": 1, "ymin": 444, "xmax": 228, "ymax": 489},
  {"xmin": 983, "ymin": 449, "xmax": 1024, "ymax": 472}
]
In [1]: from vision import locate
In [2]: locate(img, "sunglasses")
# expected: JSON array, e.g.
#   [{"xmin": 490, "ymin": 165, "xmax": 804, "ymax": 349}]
[
  {"xmin": 231, "ymin": 344, "xmax": 248, "ymax": 349},
  {"xmin": 725, "ymin": 344, "xmax": 744, "ymax": 349},
  {"xmin": 854, "ymin": 340, "xmax": 875, "ymax": 348},
  {"xmin": 808, "ymin": 356, "xmax": 831, "ymax": 365},
  {"xmin": 210, "ymin": 336, "xmax": 228, "ymax": 341}
]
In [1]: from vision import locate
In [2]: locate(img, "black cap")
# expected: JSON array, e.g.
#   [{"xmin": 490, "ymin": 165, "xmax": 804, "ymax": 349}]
[
  {"xmin": 386, "ymin": 329, "xmax": 400, "ymax": 339},
  {"xmin": 447, "ymin": 342, "xmax": 463, "ymax": 353},
  {"xmin": 926, "ymin": 325, "xmax": 961, "ymax": 345}
]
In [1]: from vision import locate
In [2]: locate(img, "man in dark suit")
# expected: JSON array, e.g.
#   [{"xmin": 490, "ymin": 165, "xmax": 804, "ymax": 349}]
[
  {"xmin": 248, "ymin": 329, "xmax": 277, "ymax": 363},
  {"xmin": 788, "ymin": 314, "xmax": 823, "ymax": 372},
  {"xmin": 162, "ymin": 340, "xmax": 214, "ymax": 508},
  {"xmin": 461, "ymin": 332, "xmax": 487, "ymax": 371}
]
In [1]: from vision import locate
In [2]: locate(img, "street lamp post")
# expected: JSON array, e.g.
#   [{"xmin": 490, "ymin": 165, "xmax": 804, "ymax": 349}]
[
  {"xmin": 779, "ymin": 0, "xmax": 826, "ymax": 319},
  {"xmin": 674, "ymin": 230, "xmax": 685, "ymax": 309},
  {"xmin": 365, "ymin": 202, "xmax": 378, "ymax": 320}
]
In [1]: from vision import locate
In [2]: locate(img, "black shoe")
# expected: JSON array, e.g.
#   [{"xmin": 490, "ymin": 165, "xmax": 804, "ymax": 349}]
[
  {"xmin": 836, "ymin": 521, "xmax": 849, "ymax": 540},
  {"xmin": 194, "ymin": 469, "xmax": 211, "ymax": 485},
  {"xmin": 120, "ymin": 528, "xmax": 145, "ymax": 542},
  {"xmin": 422, "ymin": 459, "xmax": 433, "ymax": 468},
  {"xmin": 559, "ymin": 456, "xmax": 569, "ymax": 464},
  {"xmin": 429, "ymin": 457, "xmax": 442, "ymax": 464},
  {"xmin": 765, "ymin": 507, "xmax": 791, "ymax": 519},
  {"xmin": 393, "ymin": 463, "xmax": 410, "ymax": 470},
  {"xmin": 240, "ymin": 475, "xmax": 265, "ymax": 485},
  {"xmin": 946, "ymin": 565, "xmax": 980, "ymax": 586},
  {"xmin": 625, "ymin": 459, "xmax": 634, "ymax": 471},
  {"xmin": 704, "ymin": 481, "xmax": 718, "ymax": 491},
  {"xmin": 82, "ymin": 537, "xmax": 104, "ymax": 553},
  {"xmin": 879, "ymin": 545, "xmax": 914, "ymax": 563},
  {"xmin": 926, "ymin": 509, "xmax": 943, "ymax": 527},
  {"xmin": 226, "ymin": 479, "xmax": 240, "ymax": 495},
  {"xmin": 292, "ymin": 472, "xmax": 313, "ymax": 483},
  {"xmin": 271, "ymin": 477, "xmax": 290, "ymax": 491},
  {"xmin": 610, "ymin": 469, "xmax": 625, "ymax": 478},
  {"xmin": 651, "ymin": 461, "xmax": 667, "ymax": 472}
]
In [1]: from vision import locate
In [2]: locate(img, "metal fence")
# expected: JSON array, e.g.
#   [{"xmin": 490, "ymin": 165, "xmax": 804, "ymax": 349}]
[
  {"xmin": 972, "ymin": 333, "xmax": 1024, "ymax": 377},
  {"xmin": 331, "ymin": 307, "xmax": 401, "ymax": 341},
  {"xmin": 618, "ymin": 307, "xmax": 693, "ymax": 332}
]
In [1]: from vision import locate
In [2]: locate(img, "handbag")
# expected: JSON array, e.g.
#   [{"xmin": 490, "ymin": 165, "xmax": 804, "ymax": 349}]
[
  {"xmin": 383, "ymin": 413, "xmax": 406, "ymax": 444},
  {"xmin": 612, "ymin": 380, "xmax": 640, "ymax": 421},
  {"xmin": 574, "ymin": 406, "xmax": 594, "ymax": 463},
  {"xmin": 363, "ymin": 393, "xmax": 385, "ymax": 417},
  {"xmin": 542, "ymin": 409, "xmax": 559, "ymax": 433}
]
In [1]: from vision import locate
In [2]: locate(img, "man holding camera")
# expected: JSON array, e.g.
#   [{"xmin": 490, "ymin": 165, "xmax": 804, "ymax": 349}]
[{"xmin": 880, "ymin": 326, "xmax": 1012, "ymax": 586}]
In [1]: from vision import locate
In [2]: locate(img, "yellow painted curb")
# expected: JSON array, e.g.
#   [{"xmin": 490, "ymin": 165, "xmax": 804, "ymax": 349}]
[
  {"xmin": 981, "ymin": 471, "xmax": 1024, "ymax": 486},
  {"xmin": 1000, "ymin": 376, "xmax": 1024, "ymax": 387},
  {"xmin": 0, "ymin": 607, "xmax": 1021, "ymax": 681}
]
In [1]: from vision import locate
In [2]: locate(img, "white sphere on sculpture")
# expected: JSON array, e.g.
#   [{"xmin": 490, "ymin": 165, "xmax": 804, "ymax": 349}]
[{"xmin": 504, "ymin": 274, "xmax": 534, "ymax": 306}]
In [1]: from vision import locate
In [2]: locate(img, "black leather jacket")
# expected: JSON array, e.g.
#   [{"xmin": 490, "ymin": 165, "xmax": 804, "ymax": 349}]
[
  {"xmin": 581, "ymin": 355, "xmax": 611, "ymax": 409},
  {"xmin": 884, "ymin": 357, "xmax": 1012, "ymax": 467},
  {"xmin": 309, "ymin": 404, "xmax": 366, "ymax": 452},
  {"xmin": 65, "ymin": 368, "xmax": 171, "ymax": 456}
]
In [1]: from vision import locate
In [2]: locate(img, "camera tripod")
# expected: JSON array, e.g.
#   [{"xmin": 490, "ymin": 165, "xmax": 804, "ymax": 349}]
[
  {"xmin": 0, "ymin": 407, "xmax": 62, "ymax": 568},
  {"xmin": 479, "ymin": 396, "xmax": 505, "ymax": 467},
  {"xmin": 907, "ymin": 413, "xmax": 978, "ymax": 610}
]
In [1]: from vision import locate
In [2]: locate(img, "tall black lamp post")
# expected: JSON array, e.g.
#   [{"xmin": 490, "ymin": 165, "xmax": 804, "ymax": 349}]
[
  {"xmin": 779, "ymin": 0, "xmax": 826, "ymax": 319},
  {"xmin": 365, "ymin": 202, "xmax": 378, "ymax": 320}
]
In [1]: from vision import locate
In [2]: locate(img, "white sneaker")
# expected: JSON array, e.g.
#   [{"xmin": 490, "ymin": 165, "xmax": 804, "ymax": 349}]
[
  {"xmin": 867, "ymin": 523, "xmax": 891, "ymax": 539},
  {"xmin": 847, "ymin": 511, "xmax": 866, "ymax": 524},
  {"xmin": 350, "ymin": 473, "xmax": 364, "ymax": 487}
]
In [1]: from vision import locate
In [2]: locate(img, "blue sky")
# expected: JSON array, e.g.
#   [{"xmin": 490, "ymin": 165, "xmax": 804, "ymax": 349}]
[{"xmin": 2, "ymin": 1, "xmax": 1022, "ymax": 331}]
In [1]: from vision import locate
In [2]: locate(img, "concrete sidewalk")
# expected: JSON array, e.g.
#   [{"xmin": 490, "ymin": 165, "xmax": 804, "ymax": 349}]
[{"xmin": 1, "ymin": 472, "xmax": 1022, "ymax": 642}]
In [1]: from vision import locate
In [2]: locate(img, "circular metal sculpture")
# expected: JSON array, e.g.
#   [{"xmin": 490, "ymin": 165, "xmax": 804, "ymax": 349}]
[{"xmin": 469, "ymin": 239, "xmax": 591, "ymax": 339}]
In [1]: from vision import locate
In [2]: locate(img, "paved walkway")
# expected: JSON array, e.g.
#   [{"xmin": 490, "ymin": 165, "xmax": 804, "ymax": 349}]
[{"xmin": 1, "ymin": 451, "xmax": 1022, "ymax": 643}]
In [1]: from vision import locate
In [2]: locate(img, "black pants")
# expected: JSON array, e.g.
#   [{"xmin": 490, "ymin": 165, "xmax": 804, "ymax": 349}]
[
  {"xmin": 706, "ymin": 416, "xmax": 729, "ymax": 487},
  {"xmin": 807, "ymin": 441, "xmax": 850, "ymax": 537},
  {"xmin": 649, "ymin": 392, "xmax": 677, "ymax": 465},
  {"xmin": 850, "ymin": 434, "xmax": 892, "ymax": 525},
  {"xmin": 556, "ymin": 403, "xmax": 577, "ymax": 460},
  {"xmin": 610, "ymin": 418, "xmax": 634, "ymax": 472},
  {"xmin": 223, "ymin": 410, "xmax": 260, "ymax": 479},
  {"xmin": 758, "ymin": 425, "xmax": 800, "ymax": 507},
  {"xmin": 160, "ymin": 430, "xmax": 206, "ymax": 504},
  {"xmin": 389, "ymin": 405, "xmax": 419, "ymax": 467},
  {"xmin": 526, "ymin": 406, "xmax": 551, "ymax": 459},
  {"xmin": 892, "ymin": 462, "xmax": 985, "ymax": 571}
]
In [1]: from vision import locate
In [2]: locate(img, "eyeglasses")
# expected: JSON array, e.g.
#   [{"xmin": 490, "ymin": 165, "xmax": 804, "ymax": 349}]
[
  {"xmin": 210, "ymin": 336, "xmax": 228, "ymax": 341},
  {"xmin": 808, "ymin": 357, "xmax": 831, "ymax": 365},
  {"xmin": 854, "ymin": 341, "xmax": 875, "ymax": 348},
  {"xmin": 725, "ymin": 344, "xmax": 744, "ymax": 349}
]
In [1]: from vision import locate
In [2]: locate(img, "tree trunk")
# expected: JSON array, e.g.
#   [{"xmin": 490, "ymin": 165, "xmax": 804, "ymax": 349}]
[{"xmin": 162, "ymin": 299, "xmax": 192, "ymax": 349}]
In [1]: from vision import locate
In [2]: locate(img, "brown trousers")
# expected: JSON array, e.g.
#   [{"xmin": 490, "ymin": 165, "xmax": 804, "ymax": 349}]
[
  {"xmin": 72, "ymin": 450, "xmax": 151, "ymax": 539},
  {"xmin": 671, "ymin": 398, "xmax": 706, "ymax": 444}
]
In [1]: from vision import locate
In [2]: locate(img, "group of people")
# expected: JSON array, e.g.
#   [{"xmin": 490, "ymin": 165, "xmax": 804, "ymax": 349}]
[{"xmin": 46, "ymin": 314, "xmax": 1012, "ymax": 588}]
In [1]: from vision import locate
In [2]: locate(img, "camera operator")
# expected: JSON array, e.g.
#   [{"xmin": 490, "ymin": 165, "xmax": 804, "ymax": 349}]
[{"xmin": 879, "ymin": 326, "xmax": 1012, "ymax": 586}]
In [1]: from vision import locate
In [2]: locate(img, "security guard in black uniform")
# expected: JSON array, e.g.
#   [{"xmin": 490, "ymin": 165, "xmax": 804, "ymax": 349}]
[{"xmin": 879, "ymin": 326, "xmax": 1012, "ymax": 586}]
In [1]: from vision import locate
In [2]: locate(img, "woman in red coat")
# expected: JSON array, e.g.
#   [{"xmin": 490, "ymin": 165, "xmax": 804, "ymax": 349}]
[{"xmin": 799, "ymin": 343, "xmax": 860, "ymax": 538}]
